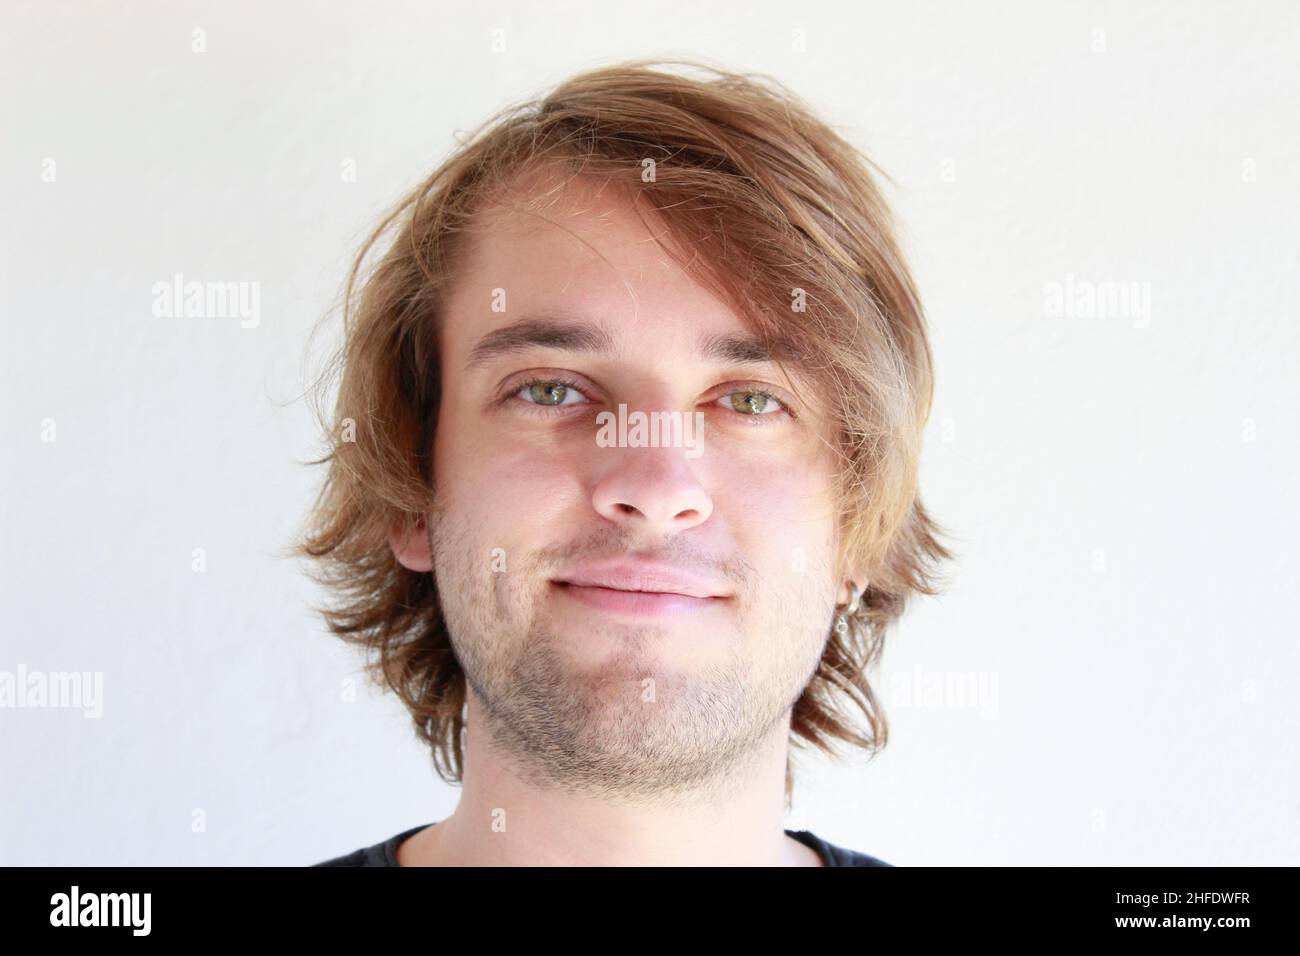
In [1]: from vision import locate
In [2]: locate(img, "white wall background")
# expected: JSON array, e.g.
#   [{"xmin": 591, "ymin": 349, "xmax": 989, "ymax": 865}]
[{"xmin": 2, "ymin": 0, "xmax": 1296, "ymax": 866}]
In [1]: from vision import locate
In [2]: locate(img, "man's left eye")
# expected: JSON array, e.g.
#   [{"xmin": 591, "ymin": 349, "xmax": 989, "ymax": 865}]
[{"xmin": 719, "ymin": 389, "xmax": 785, "ymax": 415}]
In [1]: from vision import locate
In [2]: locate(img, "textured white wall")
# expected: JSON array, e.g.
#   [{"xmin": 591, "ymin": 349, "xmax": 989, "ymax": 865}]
[{"xmin": 2, "ymin": 1, "xmax": 1295, "ymax": 865}]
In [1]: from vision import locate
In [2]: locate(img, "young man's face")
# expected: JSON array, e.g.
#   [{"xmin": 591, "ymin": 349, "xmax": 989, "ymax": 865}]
[{"xmin": 399, "ymin": 172, "xmax": 847, "ymax": 797}]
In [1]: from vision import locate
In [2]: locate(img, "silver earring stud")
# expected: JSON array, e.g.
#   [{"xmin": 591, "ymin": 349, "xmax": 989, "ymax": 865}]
[{"xmin": 834, "ymin": 580, "xmax": 866, "ymax": 636}]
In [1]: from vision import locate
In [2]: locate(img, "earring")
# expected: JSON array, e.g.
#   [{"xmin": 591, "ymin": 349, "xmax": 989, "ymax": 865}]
[{"xmin": 834, "ymin": 580, "xmax": 865, "ymax": 636}]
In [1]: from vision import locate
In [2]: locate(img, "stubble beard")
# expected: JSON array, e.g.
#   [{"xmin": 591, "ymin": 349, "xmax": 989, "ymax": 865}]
[{"xmin": 426, "ymin": 504, "xmax": 832, "ymax": 806}]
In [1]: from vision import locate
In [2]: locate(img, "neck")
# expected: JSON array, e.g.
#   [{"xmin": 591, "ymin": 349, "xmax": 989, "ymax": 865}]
[{"xmin": 398, "ymin": 692, "xmax": 820, "ymax": 866}]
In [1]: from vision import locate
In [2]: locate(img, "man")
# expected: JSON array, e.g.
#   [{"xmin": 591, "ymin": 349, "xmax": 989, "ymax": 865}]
[{"xmin": 301, "ymin": 59, "xmax": 952, "ymax": 867}]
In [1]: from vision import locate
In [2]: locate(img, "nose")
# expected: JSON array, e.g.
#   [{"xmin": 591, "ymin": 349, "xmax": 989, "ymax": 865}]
[{"xmin": 591, "ymin": 443, "xmax": 713, "ymax": 536}]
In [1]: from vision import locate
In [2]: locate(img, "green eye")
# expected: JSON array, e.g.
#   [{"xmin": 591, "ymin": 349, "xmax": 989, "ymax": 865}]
[
  {"xmin": 528, "ymin": 381, "xmax": 568, "ymax": 405},
  {"xmin": 726, "ymin": 389, "xmax": 783, "ymax": 414},
  {"xmin": 514, "ymin": 378, "xmax": 588, "ymax": 407}
]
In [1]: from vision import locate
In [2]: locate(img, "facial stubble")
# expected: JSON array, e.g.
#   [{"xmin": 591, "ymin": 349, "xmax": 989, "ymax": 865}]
[{"xmin": 425, "ymin": 504, "xmax": 834, "ymax": 806}]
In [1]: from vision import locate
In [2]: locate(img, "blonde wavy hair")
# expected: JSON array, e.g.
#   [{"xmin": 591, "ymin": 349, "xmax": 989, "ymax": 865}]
[{"xmin": 293, "ymin": 58, "xmax": 955, "ymax": 808}]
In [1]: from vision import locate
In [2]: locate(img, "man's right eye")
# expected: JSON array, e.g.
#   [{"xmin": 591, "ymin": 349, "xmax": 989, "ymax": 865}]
[{"xmin": 512, "ymin": 377, "xmax": 591, "ymax": 407}]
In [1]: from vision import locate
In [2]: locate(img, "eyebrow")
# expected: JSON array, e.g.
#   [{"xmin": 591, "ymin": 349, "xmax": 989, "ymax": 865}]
[{"xmin": 464, "ymin": 313, "xmax": 784, "ymax": 372}]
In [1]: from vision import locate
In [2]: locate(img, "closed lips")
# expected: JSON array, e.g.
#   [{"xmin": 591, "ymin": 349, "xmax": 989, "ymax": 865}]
[{"xmin": 554, "ymin": 563, "xmax": 728, "ymax": 599}]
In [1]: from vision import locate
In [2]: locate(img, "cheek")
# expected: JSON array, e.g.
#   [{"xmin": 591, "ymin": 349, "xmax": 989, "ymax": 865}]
[
  {"xmin": 434, "ymin": 410, "xmax": 580, "ymax": 542},
  {"xmin": 711, "ymin": 447, "xmax": 838, "ymax": 573}
]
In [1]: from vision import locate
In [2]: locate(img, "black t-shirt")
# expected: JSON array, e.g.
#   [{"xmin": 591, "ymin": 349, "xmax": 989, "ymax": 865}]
[{"xmin": 312, "ymin": 823, "xmax": 892, "ymax": 867}]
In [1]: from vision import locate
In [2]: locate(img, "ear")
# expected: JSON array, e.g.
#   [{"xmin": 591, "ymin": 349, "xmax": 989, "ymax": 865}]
[
  {"xmin": 838, "ymin": 571, "xmax": 869, "ymax": 607},
  {"xmin": 389, "ymin": 513, "xmax": 433, "ymax": 572}
]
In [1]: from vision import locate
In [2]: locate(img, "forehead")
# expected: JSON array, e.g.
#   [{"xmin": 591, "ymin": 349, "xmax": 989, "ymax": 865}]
[
  {"xmin": 443, "ymin": 171, "xmax": 752, "ymax": 351},
  {"xmin": 436, "ymin": 169, "xmax": 832, "ymax": 427}
]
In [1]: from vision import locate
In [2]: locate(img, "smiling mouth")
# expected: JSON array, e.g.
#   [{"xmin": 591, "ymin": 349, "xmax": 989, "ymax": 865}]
[{"xmin": 551, "ymin": 581, "xmax": 725, "ymax": 617}]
